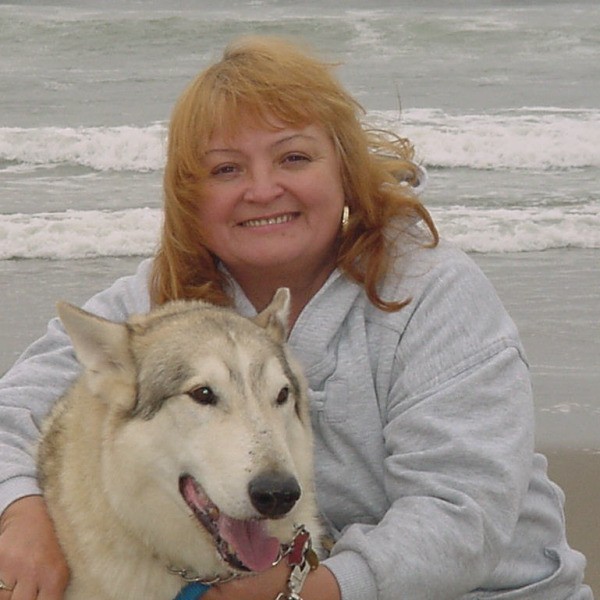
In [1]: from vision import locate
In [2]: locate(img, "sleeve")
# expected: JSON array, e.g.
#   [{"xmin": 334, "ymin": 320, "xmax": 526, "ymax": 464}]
[
  {"xmin": 0, "ymin": 259, "xmax": 153, "ymax": 516},
  {"xmin": 326, "ymin": 253, "xmax": 536, "ymax": 600}
]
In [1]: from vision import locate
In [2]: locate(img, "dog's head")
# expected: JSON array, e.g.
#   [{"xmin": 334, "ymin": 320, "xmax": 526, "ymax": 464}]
[{"xmin": 57, "ymin": 289, "xmax": 317, "ymax": 577}]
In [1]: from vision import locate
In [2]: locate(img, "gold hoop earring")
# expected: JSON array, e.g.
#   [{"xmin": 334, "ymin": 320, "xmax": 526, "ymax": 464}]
[{"xmin": 342, "ymin": 205, "xmax": 350, "ymax": 228}]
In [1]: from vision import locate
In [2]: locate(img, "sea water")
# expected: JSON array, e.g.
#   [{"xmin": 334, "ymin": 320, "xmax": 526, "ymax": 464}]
[
  {"xmin": 2, "ymin": 0, "xmax": 599, "ymax": 398},
  {"xmin": 1, "ymin": 0, "xmax": 599, "ymax": 261}
]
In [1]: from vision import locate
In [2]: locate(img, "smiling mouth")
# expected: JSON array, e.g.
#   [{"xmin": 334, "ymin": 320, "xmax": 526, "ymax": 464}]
[
  {"xmin": 239, "ymin": 213, "xmax": 297, "ymax": 228},
  {"xmin": 179, "ymin": 475, "xmax": 281, "ymax": 573}
]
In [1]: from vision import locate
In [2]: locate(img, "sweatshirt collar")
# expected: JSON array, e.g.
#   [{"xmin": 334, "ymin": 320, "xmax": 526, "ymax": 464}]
[{"xmin": 219, "ymin": 264, "xmax": 363, "ymax": 378}]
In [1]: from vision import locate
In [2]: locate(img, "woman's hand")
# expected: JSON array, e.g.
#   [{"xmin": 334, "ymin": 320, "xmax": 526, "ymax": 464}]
[
  {"xmin": 204, "ymin": 561, "xmax": 341, "ymax": 600},
  {"xmin": 0, "ymin": 496, "xmax": 70, "ymax": 600}
]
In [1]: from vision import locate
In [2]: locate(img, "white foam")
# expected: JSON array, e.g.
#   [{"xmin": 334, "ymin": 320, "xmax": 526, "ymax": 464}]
[
  {"xmin": 431, "ymin": 203, "xmax": 600, "ymax": 253},
  {"xmin": 369, "ymin": 108, "xmax": 600, "ymax": 170},
  {"xmin": 0, "ymin": 208, "xmax": 161, "ymax": 260},
  {"xmin": 0, "ymin": 124, "xmax": 166, "ymax": 172},
  {"xmin": 2, "ymin": 108, "xmax": 599, "ymax": 173},
  {"xmin": 1, "ymin": 203, "xmax": 598, "ymax": 260}
]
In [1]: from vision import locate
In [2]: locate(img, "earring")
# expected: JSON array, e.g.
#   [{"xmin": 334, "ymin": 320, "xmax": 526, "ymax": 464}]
[{"xmin": 342, "ymin": 205, "xmax": 350, "ymax": 228}]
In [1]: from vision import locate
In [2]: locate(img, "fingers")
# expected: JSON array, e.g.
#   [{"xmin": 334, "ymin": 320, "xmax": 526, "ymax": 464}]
[
  {"xmin": 0, "ymin": 497, "xmax": 70, "ymax": 600},
  {"xmin": 0, "ymin": 575, "xmax": 15, "ymax": 591},
  {"xmin": 5, "ymin": 579, "xmax": 38, "ymax": 600},
  {"xmin": 36, "ymin": 567, "xmax": 70, "ymax": 600},
  {"xmin": 0, "ymin": 576, "xmax": 15, "ymax": 597},
  {"xmin": 0, "ymin": 562, "xmax": 68, "ymax": 600}
]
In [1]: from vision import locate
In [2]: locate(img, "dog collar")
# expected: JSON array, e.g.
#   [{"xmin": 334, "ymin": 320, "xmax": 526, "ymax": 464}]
[
  {"xmin": 168, "ymin": 565, "xmax": 239, "ymax": 586},
  {"xmin": 174, "ymin": 581, "xmax": 211, "ymax": 600}
]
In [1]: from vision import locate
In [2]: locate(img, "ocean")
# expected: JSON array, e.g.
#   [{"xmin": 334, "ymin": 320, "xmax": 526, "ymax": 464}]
[
  {"xmin": 2, "ymin": 0, "xmax": 600, "ymax": 259},
  {"xmin": 0, "ymin": 0, "xmax": 599, "ymax": 588},
  {"xmin": 2, "ymin": 0, "xmax": 599, "ymax": 398},
  {"xmin": 2, "ymin": 0, "xmax": 599, "ymax": 424}
]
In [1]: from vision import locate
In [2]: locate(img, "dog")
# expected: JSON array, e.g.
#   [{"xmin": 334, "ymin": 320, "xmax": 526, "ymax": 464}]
[{"xmin": 37, "ymin": 289, "xmax": 321, "ymax": 599}]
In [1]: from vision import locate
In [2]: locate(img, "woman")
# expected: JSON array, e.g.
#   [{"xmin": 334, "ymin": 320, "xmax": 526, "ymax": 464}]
[{"xmin": 0, "ymin": 36, "xmax": 591, "ymax": 600}]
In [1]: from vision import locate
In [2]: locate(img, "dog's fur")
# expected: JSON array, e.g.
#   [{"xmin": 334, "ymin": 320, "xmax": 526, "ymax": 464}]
[{"xmin": 37, "ymin": 289, "xmax": 320, "ymax": 600}]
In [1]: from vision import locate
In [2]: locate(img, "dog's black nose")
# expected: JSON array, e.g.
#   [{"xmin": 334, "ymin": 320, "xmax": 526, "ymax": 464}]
[{"xmin": 249, "ymin": 473, "xmax": 301, "ymax": 518}]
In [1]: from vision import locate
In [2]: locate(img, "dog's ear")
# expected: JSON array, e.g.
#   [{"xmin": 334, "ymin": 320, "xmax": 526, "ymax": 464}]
[
  {"xmin": 253, "ymin": 287, "xmax": 290, "ymax": 343},
  {"xmin": 57, "ymin": 302, "xmax": 135, "ymax": 393}
]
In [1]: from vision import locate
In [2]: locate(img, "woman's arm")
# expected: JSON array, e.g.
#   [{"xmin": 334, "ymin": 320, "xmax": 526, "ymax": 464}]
[
  {"xmin": 0, "ymin": 316, "xmax": 81, "ymax": 516},
  {"xmin": 203, "ymin": 561, "xmax": 341, "ymax": 600}
]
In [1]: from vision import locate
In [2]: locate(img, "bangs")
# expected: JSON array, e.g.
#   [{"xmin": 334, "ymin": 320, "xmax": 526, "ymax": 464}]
[
  {"xmin": 202, "ymin": 84, "xmax": 317, "ymax": 144},
  {"xmin": 173, "ymin": 36, "xmax": 363, "ymax": 158}
]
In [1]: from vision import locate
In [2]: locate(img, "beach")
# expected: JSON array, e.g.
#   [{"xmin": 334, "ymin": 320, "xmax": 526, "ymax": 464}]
[{"xmin": 1, "ymin": 0, "xmax": 599, "ymax": 593}]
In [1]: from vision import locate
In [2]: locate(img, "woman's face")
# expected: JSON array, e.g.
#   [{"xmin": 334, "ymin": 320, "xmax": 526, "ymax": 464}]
[{"xmin": 198, "ymin": 119, "xmax": 346, "ymax": 282}]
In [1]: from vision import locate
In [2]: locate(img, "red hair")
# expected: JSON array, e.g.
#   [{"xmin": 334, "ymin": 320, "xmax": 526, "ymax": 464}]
[{"xmin": 151, "ymin": 36, "xmax": 437, "ymax": 311}]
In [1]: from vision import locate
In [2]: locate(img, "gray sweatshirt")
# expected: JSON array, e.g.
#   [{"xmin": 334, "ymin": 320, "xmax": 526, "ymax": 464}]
[{"xmin": 0, "ymin": 238, "xmax": 592, "ymax": 600}]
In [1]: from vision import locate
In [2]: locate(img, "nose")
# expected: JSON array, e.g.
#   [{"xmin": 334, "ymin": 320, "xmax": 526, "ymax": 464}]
[
  {"xmin": 243, "ymin": 165, "xmax": 283, "ymax": 203},
  {"xmin": 248, "ymin": 472, "xmax": 301, "ymax": 518}
]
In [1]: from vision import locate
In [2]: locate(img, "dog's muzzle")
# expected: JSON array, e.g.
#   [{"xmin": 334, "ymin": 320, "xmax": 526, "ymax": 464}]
[{"xmin": 179, "ymin": 473, "xmax": 301, "ymax": 574}]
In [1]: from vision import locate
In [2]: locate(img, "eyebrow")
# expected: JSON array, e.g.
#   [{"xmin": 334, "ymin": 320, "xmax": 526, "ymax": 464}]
[{"xmin": 205, "ymin": 133, "xmax": 318, "ymax": 155}]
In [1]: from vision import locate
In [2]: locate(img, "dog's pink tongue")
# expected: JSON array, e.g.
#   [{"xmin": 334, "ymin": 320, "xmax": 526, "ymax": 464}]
[{"xmin": 219, "ymin": 517, "xmax": 280, "ymax": 572}]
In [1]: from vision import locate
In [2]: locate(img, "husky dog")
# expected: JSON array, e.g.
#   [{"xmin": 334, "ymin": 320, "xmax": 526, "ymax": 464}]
[{"xmin": 37, "ymin": 289, "xmax": 320, "ymax": 600}]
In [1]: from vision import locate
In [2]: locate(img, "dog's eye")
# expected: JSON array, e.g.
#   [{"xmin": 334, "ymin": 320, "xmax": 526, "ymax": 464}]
[
  {"xmin": 188, "ymin": 386, "xmax": 218, "ymax": 406},
  {"xmin": 275, "ymin": 386, "xmax": 289, "ymax": 406}
]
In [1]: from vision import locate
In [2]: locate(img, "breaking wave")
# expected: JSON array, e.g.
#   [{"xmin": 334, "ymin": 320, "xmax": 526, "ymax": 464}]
[
  {"xmin": 1, "ymin": 203, "xmax": 598, "ymax": 260},
  {"xmin": 2, "ymin": 107, "xmax": 599, "ymax": 173}
]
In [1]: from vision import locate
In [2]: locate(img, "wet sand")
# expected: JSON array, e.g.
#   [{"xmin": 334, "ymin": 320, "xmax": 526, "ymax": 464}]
[
  {"xmin": 1, "ymin": 249, "xmax": 599, "ymax": 592},
  {"xmin": 544, "ymin": 449, "xmax": 600, "ymax": 594}
]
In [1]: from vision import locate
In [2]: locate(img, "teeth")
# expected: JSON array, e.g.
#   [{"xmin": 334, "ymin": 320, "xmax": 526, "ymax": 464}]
[
  {"xmin": 207, "ymin": 506, "xmax": 220, "ymax": 519},
  {"xmin": 241, "ymin": 214, "xmax": 294, "ymax": 228}
]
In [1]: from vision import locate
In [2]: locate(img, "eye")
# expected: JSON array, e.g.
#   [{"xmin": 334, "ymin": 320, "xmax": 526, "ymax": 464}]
[
  {"xmin": 187, "ymin": 386, "xmax": 218, "ymax": 406},
  {"xmin": 275, "ymin": 386, "xmax": 290, "ymax": 406},
  {"xmin": 210, "ymin": 163, "xmax": 240, "ymax": 178},
  {"xmin": 282, "ymin": 152, "xmax": 310, "ymax": 166}
]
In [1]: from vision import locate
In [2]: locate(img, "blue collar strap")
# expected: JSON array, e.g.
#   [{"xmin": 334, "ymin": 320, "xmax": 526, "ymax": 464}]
[{"xmin": 174, "ymin": 581, "xmax": 211, "ymax": 600}]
